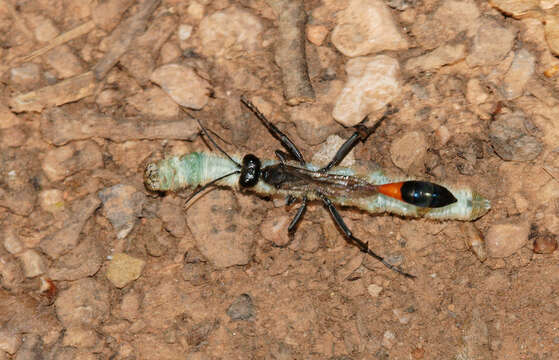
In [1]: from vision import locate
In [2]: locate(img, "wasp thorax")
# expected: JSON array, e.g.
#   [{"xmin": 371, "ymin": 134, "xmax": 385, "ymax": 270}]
[{"xmin": 240, "ymin": 154, "xmax": 261, "ymax": 187}]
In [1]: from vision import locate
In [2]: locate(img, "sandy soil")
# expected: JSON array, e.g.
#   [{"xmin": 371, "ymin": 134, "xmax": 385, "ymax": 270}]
[{"xmin": 1, "ymin": 0, "xmax": 559, "ymax": 359}]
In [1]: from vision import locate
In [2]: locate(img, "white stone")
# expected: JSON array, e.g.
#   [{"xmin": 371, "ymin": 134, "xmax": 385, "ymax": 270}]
[
  {"xmin": 333, "ymin": 55, "xmax": 401, "ymax": 126},
  {"xmin": 332, "ymin": 0, "xmax": 408, "ymax": 57},
  {"xmin": 198, "ymin": 6, "xmax": 263, "ymax": 58},
  {"xmin": 18, "ymin": 250, "xmax": 47, "ymax": 278},
  {"xmin": 178, "ymin": 24, "xmax": 193, "ymax": 41},
  {"xmin": 3, "ymin": 228, "xmax": 23, "ymax": 255},
  {"xmin": 502, "ymin": 49, "xmax": 535, "ymax": 99}
]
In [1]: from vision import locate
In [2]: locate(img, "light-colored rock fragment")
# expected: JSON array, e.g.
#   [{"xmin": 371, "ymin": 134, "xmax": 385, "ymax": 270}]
[
  {"xmin": 331, "ymin": 0, "xmax": 408, "ymax": 57},
  {"xmin": 106, "ymin": 253, "xmax": 145, "ymax": 288},
  {"xmin": 367, "ymin": 283, "xmax": 383, "ymax": 297},
  {"xmin": 10, "ymin": 63, "xmax": 41, "ymax": 87},
  {"xmin": 198, "ymin": 6, "xmax": 263, "ymax": 57},
  {"xmin": 405, "ymin": 43, "xmax": 466, "ymax": 72},
  {"xmin": 489, "ymin": 112, "xmax": 542, "ymax": 161},
  {"xmin": 98, "ymin": 184, "xmax": 145, "ymax": 239},
  {"xmin": 18, "ymin": 249, "xmax": 47, "ymax": 278},
  {"xmin": 466, "ymin": 18, "xmax": 516, "ymax": 66},
  {"xmin": 390, "ymin": 131, "xmax": 428, "ymax": 171},
  {"xmin": 466, "ymin": 78, "xmax": 489, "ymax": 105},
  {"xmin": 48, "ymin": 236, "xmax": 104, "ymax": 281},
  {"xmin": 488, "ymin": 0, "xmax": 540, "ymax": 18},
  {"xmin": 307, "ymin": 25, "xmax": 329, "ymax": 46},
  {"xmin": 42, "ymin": 140, "xmax": 103, "ymax": 182},
  {"xmin": 55, "ymin": 278, "xmax": 110, "ymax": 327},
  {"xmin": 259, "ymin": 210, "xmax": 291, "ymax": 247},
  {"xmin": 502, "ymin": 49, "xmax": 535, "ymax": 99},
  {"xmin": 0, "ymin": 327, "xmax": 22, "ymax": 354},
  {"xmin": 44, "ymin": 45, "xmax": 85, "ymax": 79},
  {"xmin": 38, "ymin": 189, "xmax": 65, "ymax": 214},
  {"xmin": 485, "ymin": 220, "xmax": 530, "ymax": 258},
  {"xmin": 333, "ymin": 55, "xmax": 401, "ymax": 126},
  {"xmin": 150, "ymin": 64, "xmax": 211, "ymax": 110},
  {"xmin": 186, "ymin": 189, "xmax": 253, "ymax": 268},
  {"xmin": 382, "ymin": 330, "xmax": 396, "ymax": 349},
  {"xmin": 62, "ymin": 327, "xmax": 100, "ymax": 348},
  {"xmin": 0, "ymin": 104, "xmax": 21, "ymax": 129},
  {"xmin": 3, "ymin": 228, "xmax": 23, "ymax": 255}
]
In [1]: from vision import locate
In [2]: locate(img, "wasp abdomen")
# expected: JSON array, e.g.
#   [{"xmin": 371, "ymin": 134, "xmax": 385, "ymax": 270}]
[{"xmin": 378, "ymin": 181, "xmax": 457, "ymax": 208}]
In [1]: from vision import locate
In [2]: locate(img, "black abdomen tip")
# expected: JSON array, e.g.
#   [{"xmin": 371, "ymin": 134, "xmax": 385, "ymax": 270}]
[{"xmin": 401, "ymin": 181, "xmax": 457, "ymax": 208}]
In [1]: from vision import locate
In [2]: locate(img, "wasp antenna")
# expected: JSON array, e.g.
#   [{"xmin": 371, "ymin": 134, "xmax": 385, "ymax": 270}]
[
  {"xmin": 183, "ymin": 170, "xmax": 241, "ymax": 209},
  {"xmin": 181, "ymin": 108, "xmax": 241, "ymax": 168}
]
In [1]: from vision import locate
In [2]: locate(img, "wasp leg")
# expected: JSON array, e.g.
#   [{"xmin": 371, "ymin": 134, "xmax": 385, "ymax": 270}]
[
  {"xmin": 241, "ymin": 95, "xmax": 305, "ymax": 165},
  {"xmin": 286, "ymin": 195, "xmax": 296, "ymax": 206},
  {"xmin": 275, "ymin": 150, "xmax": 289, "ymax": 164},
  {"xmin": 318, "ymin": 193, "xmax": 415, "ymax": 279},
  {"xmin": 321, "ymin": 106, "xmax": 396, "ymax": 172},
  {"xmin": 288, "ymin": 196, "xmax": 308, "ymax": 233}
]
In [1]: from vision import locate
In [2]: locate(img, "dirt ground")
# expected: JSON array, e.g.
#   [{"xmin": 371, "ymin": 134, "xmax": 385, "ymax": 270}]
[{"xmin": 2, "ymin": 0, "xmax": 559, "ymax": 359}]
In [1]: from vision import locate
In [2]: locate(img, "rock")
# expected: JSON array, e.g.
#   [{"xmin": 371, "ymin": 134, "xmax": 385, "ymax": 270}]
[
  {"xmin": 307, "ymin": 24, "xmax": 329, "ymax": 46},
  {"xmin": 55, "ymin": 278, "xmax": 110, "ymax": 328},
  {"xmin": 485, "ymin": 220, "xmax": 530, "ymax": 258},
  {"xmin": 48, "ymin": 235, "xmax": 104, "ymax": 281},
  {"xmin": 3, "ymin": 228, "xmax": 23, "ymax": 255},
  {"xmin": 533, "ymin": 234, "xmax": 557, "ymax": 254},
  {"xmin": 466, "ymin": 78, "xmax": 489, "ymax": 105},
  {"xmin": 382, "ymin": 330, "xmax": 396, "ymax": 349},
  {"xmin": 157, "ymin": 197, "xmax": 187, "ymax": 237},
  {"xmin": 198, "ymin": 6, "xmax": 263, "ymax": 58},
  {"xmin": 91, "ymin": 0, "xmax": 134, "ymax": 31},
  {"xmin": 0, "ymin": 151, "xmax": 37, "ymax": 216},
  {"xmin": 26, "ymin": 13, "xmax": 59, "ymax": 41},
  {"xmin": 0, "ymin": 254, "xmax": 24, "ymax": 290},
  {"xmin": 62, "ymin": 327, "xmax": 100, "ymax": 348},
  {"xmin": 38, "ymin": 189, "xmax": 65, "ymax": 214},
  {"xmin": 41, "ymin": 140, "xmax": 103, "ymax": 182},
  {"xmin": 466, "ymin": 18, "xmax": 516, "ymax": 67},
  {"xmin": 0, "ymin": 104, "xmax": 21, "ymax": 129},
  {"xmin": 259, "ymin": 209, "xmax": 291, "ymax": 247},
  {"xmin": 390, "ymin": 131, "xmax": 428, "ymax": 171},
  {"xmin": 488, "ymin": 0, "xmax": 539, "ymax": 18},
  {"xmin": 411, "ymin": 0, "xmax": 480, "ymax": 50},
  {"xmin": 44, "ymin": 45, "xmax": 85, "ymax": 79},
  {"xmin": 178, "ymin": 24, "xmax": 193, "ymax": 41},
  {"xmin": 226, "ymin": 294, "xmax": 255, "ymax": 321},
  {"xmin": 150, "ymin": 64, "xmax": 211, "ymax": 110},
  {"xmin": 98, "ymin": 184, "xmax": 145, "ymax": 239},
  {"xmin": 0, "ymin": 327, "xmax": 21, "ymax": 354},
  {"xmin": 186, "ymin": 189, "xmax": 253, "ymax": 268},
  {"xmin": 312, "ymin": 135, "xmax": 356, "ymax": 168},
  {"xmin": 106, "ymin": 253, "xmax": 145, "ymax": 288},
  {"xmin": 331, "ymin": 0, "xmax": 408, "ymax": 57},
  {"xmin": 17, "ymin": 250, "xmax": 46, "ymax": 278},
  {"xmin": 333, "ymin": 55, "xmax": 401, "ymax": 127},
  {"xmin": 0, "ymin": 126, "xmax": 26, "ymax": 148},
  {"xmin": 367, "ymin": 283, "xmax": 383, "ymax": 297},
  {"xmin": 290, "ymin": 102, "xmax": 342, "ymax": 146},
  {"xmin": 489, "ymin": 112, "xmax": 542, "ymax": 161},
  {"xmin": 10, "ymin": 63, "xmax": 41, "ymax": 88},
  {"xmin": 40, "ymin": 195, "xmax": 101, "ymax": 258},
  {"xmin": 126, "ymin": 86, "xmax": 179, "ymax": 119},
  {"xmin": 405, "ymin": 43, "xmax": 466, "ymax": 72},
  {"xmin": 460, "ymin": 223, "xmax": 487, "ymax": 262},
  {"xmin": 502, "ymin": 49, "xmax": 535, "ymax": 99}
]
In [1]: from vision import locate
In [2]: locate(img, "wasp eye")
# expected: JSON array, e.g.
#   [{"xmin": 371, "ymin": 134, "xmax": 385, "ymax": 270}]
[{"xmin": 239, "ymin": 154, "xmax": 261, "ymax": 188}]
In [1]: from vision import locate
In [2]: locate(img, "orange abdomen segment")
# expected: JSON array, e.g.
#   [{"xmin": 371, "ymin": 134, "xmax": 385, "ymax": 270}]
[{"xmin": 377, "ymin": 182, "xmax": 404, "ymax": 201}]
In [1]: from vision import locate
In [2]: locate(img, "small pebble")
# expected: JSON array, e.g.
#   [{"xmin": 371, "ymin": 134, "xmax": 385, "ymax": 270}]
[
  {"xmin": 460, "ymin": 223, "xmax": 487, "ymax": 262},
  {"xmin": 502, "ymin": 49, "xmax": 535, "ymax": 99},
  {"xmin": 331, "ymin": 0, "xmax": 408, "ymax": 57},
  {"xmin": 306, "ymin": 24, "xmax": 329, "ymax": 46},
  {"xmin": 55, "ymin": 278, "xmax": 110, "ymax": 327},
  {"xmin": 178, "ymin": 24, "xmax": 193, "ymax": 41},
  {"xmin": 382, "ymin": 330, "xmax": 396, "ymax": 349},
  {"xmin": 150, "ymin": 64, "xmax": 211, "ymax": 110},
  {"xmin": 490, "ymin": 112, "xmax": 542, "ymax": 161},
  {"xmin": 106, "ymin": 253, "xmax": 146, "ymax": 288},
  {"xmin": 10, "ymin": 63, "xmax": 41, "ymax": 88},
  {"xmin": 227, "ymin": 294, "xmax": 255, "ymax": 321},
  {"xmin": 0, "ymin": 327, "xmax": 22, "ymax": 354},
  {"xmin": 42, "ymin": 140, "xmax": 103, "ymax": 182},
  {"xmin": 367, "ymin": 284, "xmax": 383, "ymax": 297},
  {"xmin": 18, "ymin": 249, "xmax": 46, "ymax": 278},
  {"xmin": 3, "ymin": 228, "xmax": 23, "ymax": 255},
  {"xmin": 390, "ymin": 131, "xmax": 428, "ymax": 171},
  {"xmin": 98, "ymin": 184, "xmax": 145, "ymax": 239},
  {"xmin": 38, "ymin": 189, "xmax": 65, "ymax": 214},
  {"xmin": 333, "ymin": 55, "xmax": 401, "ymax": 126},
  {"xmin": 259, "ymin": 211, "xmax": 291, "ymax": 247},
  {"xmin": 485, "ymin": 220, "xmax": 530, "ymax": 258},
  {"xmin": 466, "ymin": 18, "xmax": 516, "ymax": 67},
  {"xmin": 533, "ymin": 234, "xmax": 558, "ymax": 254}
]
